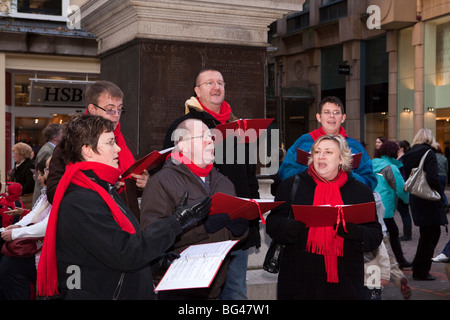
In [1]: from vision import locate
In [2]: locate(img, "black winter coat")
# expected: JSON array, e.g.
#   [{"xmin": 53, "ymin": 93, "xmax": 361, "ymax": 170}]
[
  {"xmin": 401, "ymin": 144, "xmax": 448, "ymax": 227},
  {"xmin": 56, "ymin": 170, "xmax": 182, "ymax": 300},
  {"xmin": 266, "ymin": 170, "xmax": 382, "ymax": 300},
  {"xmin": 10, "ymin": 158, "xmax": 35, "ymax": 195}
]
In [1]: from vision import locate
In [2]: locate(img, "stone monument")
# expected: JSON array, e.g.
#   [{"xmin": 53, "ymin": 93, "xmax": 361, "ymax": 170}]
[{"xmin": 81, "ymin": 0, "xmax": 304, "ymax": 156}]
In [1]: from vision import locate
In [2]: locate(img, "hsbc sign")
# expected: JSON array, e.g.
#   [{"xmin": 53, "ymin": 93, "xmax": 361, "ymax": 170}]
[{"xmin": 29, "ymin": 79, "xmax": 94, "ymax": 107}]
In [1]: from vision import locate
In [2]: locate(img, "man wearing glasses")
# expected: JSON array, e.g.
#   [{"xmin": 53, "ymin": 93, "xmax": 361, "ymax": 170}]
[
  {"xmin": 162, "ymin": 68, "xmax": 260, "ymax": 300},
  {"xmin": 141, "ymin": 118, "xmax": 248, "ymax": 300},
  {"xmin": 279, "ymin": 96, "xmax": 377, "ymax": 190},
  {"xmin": 46, "ymin": 81, "xmax": 148, "ymax": 220}
]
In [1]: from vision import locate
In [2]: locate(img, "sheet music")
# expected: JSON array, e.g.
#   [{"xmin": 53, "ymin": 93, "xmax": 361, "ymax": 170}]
[{"xmin": 154, "ymin": 240, "xmax": 238, "ymax": 291}]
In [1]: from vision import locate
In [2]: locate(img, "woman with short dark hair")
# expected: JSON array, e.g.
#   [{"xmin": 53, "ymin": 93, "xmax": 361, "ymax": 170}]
[{"xmin": 37, "ymin": 114, "xmax": 210, "ymax": 299}]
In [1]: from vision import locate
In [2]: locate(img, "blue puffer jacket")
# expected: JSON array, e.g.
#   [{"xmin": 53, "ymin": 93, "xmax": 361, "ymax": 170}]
[
  {"xmin": 372, "ymin": 156, "xmax": 409, "ymax": 219},
  {"xmin": 279, "ymin": 132, "xmax": 377, "ymax": 190}
]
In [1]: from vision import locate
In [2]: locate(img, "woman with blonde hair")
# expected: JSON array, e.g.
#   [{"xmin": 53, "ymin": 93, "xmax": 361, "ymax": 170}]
[
  {"xmin": 9, "ymin": 143, "xmax": 35, "ymax": 202},
  {"xmin": 402, "ymin": 128, "xmax": 448, "ymax": 280},
  {"xmin": 266, "ymin": 134, "xmax": 382, "ymax": 299}
]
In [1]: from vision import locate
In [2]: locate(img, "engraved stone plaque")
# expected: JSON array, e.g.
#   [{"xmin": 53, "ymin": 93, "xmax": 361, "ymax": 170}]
[{"xmin": 101, "ymin": 39, "xmax": 266, "ymax": 157}]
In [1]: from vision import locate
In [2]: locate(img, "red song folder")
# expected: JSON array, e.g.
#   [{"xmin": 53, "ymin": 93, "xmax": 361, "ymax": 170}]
[
  {"xmin": 121, "ymin": 147, "xmax": 173, "ymax": 177},
  {"xmin": 292, "ymin": 202, "xmax": 375, "ymax": 227},
  {"xmin": 212, "ymin": 118, "xmax": 274, "ymax": 144},
  {"xmin": 296, "ymin": 148, "xmax": 362, "ymax": 169},
  {"xmin": 209, "ymin": 192, "xmax": 284, "ymax": 223}
]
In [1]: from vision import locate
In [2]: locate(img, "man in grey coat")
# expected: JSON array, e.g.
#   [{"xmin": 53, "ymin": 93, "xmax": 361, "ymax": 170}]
[{"xmin": 32, "ymin": 123, "xmax": 63, "ymax": 205}]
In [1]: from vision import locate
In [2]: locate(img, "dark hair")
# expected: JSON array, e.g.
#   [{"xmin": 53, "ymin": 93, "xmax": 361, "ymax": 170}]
[
  {"xmin": 318, "ymin": 96, "xmax": 345, "ymax": 114},
  {"xmin": 398, "ymin": 140, "xmax": 410, "ymax": 152},
  {"xmin": 36, "ymin": 158, "xmax": 47, "ymax": 176},
  {"xmin": 374, "ymin": 140, "xmax": 399, "ymax": 158},
  {"xmin": 60, "ymin": 114, "xmax": 115, "ymax": 165},
  {"xmin": 42, "ymin": 123, "xmax": 63, "ymax": 141},
  {"xmin": 85, "ymin": 80, "xmax": 124, "ymax": 107}
]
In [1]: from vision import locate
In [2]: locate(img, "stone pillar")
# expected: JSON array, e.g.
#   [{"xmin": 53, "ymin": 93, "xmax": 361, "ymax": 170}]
[
  {"xmin": 412, "ymin": 21, "xmax": 425, "ymax": 134},
  {"xmin": 386, "ymin": 30, "xmax": 398, "ymax": 141},
  {"xmin": 81, "ymin": 0, "xmax": 304, "ymax": 155},
  {"xmin": 343, "ymin": 40, "xmax": 361, "ymax": 141}
]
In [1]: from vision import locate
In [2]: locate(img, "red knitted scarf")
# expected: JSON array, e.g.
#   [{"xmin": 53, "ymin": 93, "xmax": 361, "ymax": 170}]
[
  {"xmin": 36, "ymin": 161, "xmax": 136, "ymax": 297},
  {"xmin": 114, "ymin": 122, "xmax": 135, "ymax": 178},
  {"xmin": 306, "ymin": 164, "xmax": 347, "ymax": 283},
  {"xmin": 196, "ymin": 97, "xmax": 231, "ymax": 124},
  {"xmin": 170, "ymin": 150, "xmax": 213, "ymax": 177},
  {"xmin": 309, "ymin": 126, "xmax": 348, "ymax": 141}
]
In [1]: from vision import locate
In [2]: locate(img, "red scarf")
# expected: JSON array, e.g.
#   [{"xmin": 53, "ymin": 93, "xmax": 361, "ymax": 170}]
[
  {"xmin": 306, "ymin": 165, "xmax": 348, "ymax": 283},
  {"xmin": 309, "ymin": 126, "xmax": 348, "ymax": 141},
  {"xmin": 196, "ymin": 97, "xmax": 231, "ymax": 124},
  {"xmin": 114, "ymin": 122, "xmax": 135, "ymax": 178},
  {"xmin": 36, "ymin": 162, "xmax": 136, "ymax": 297},
  {"xmin": 169, "ymin": 150, "xmax": 213, "ymax": 177}
]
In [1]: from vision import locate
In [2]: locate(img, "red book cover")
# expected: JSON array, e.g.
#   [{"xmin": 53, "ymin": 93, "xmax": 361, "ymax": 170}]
[
  {"xmin": 292, "ymin": 202, "xmax": 375, "ymax": 227},
  {"xmin": 209, "ymin": 192, "xmax": 284, "ymax": 222},
  {"xmin": 296, "ymin": 148, "xmax": 362, "ymax": 169},
  {"xmin": 121, "ymin": 147, "xmax": 173, "ymax": 177},
  {"xmin": 212, "ymin": 118, "xmax": 274, "ymax": 144}
]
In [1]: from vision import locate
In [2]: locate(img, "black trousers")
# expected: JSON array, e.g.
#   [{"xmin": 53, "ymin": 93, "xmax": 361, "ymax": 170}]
[
  {"xmin": 413, "ymin": 225, "xmax": 441, "ymax": 278},
  {"xmin": 384, "ymin": 218, "xmax": 407, "ymax": 263}
]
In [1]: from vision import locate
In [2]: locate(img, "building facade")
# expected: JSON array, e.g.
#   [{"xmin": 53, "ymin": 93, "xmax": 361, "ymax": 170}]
[
  {"xmin": 268, "ymin": 0, "xmax": 450, "ymax": 158},
  {"xmin": 1, "ymin": 0, "xmax": 99, "ymax": 188}
]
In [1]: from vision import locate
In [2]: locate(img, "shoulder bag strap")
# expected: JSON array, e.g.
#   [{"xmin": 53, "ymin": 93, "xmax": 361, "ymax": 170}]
[
  {"xmin": 418, "ymin": 149, "xmax": 431, "ymax": 169},
  {"xmin": 288, "ymin": 174, "xmax": 300, "ymax": 219}
]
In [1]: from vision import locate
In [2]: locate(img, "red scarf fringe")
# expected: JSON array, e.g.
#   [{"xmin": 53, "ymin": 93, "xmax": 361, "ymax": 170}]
[{"xmin": 306, "ymin": 165, "xmax": 348, "ymax": 283}]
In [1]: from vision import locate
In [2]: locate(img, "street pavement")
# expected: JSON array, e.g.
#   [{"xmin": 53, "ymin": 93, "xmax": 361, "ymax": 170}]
[{"xmin": 381, "ymin": 208, "xmax": 450, "ymax": 300}]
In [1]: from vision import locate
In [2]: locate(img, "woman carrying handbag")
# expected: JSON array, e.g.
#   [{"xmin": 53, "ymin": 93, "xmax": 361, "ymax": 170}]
[{"xmin": 401, "ymin": 128, "xmax": 448, "ymax": 280}]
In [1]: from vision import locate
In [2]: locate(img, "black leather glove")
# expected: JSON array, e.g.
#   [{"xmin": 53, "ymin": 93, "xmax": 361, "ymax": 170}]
[
  {"xmin": 157, "ymin": 251, "xmax": 180, "ymax": 270},
  {"xmin": 336, "ymin": 222, "xmax": 363, "ymax": 241},
  {"xmin": 287, "ymin": 220, "xmax": 305, "ymax": 241},
  {"xmin": 226, "ymin": 218, "xmax": 249, "ymax": 237},
  {"xmin": 173, "ymin": 191, "xmax": 211, "ymax": 229},
  {"xmin": 204, "ymin": 213, "xmax": 230, "ymax": 234}
]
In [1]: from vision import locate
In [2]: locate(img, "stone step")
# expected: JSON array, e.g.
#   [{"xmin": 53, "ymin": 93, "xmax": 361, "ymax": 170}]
[{"xmin": 246, "ymin": 269, "xmax": 277, "ymax": 300}]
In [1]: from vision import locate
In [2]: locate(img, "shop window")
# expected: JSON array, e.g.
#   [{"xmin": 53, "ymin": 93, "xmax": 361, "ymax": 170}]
[
  {"xmin": 319, "ymin": 0, "xmax": 347, "ymax": 23},
  {"xmin": 18, "ymin": 0, "xmax": 62, "ymax": 16},
  {"xmin": 287, "ymin": 1, "xmax": 310, "ymax": 33}
]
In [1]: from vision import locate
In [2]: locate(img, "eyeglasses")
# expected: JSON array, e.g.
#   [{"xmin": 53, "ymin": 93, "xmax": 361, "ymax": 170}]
[
  {"xmin": 321, "ymin": 110, "xmax": 342, "ymax": 116},
  {"xmin": 184, "ymin": 133, "xmax": 216, "ymax": 141},
  {"xmin": 92, "ymin": 104, "xmax": 125, "ymax": 115},
  {"xmin": 196, "ymin": 81, "xmax": 225, "ymax": 88},
  {"xmin": 102, "ymin": 139, "xmax": 117, "ymax": 147}
]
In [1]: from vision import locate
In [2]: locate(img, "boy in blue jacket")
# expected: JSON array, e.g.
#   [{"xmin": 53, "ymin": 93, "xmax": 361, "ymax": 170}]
[{"xmin": 279, "ymin": 96, "xmax": 377, "ymax": 190}]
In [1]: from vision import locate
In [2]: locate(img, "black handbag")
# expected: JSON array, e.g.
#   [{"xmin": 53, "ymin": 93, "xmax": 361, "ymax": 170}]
[{"xmin": 263, "ymin": 175, "xmax": 300, "ymax": 274}]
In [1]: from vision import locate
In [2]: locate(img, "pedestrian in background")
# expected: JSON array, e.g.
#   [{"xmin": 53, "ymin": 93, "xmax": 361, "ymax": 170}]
[
  {"xmin": 397, "ymin": 140, "xmax": 413, "ymax": 241},
  {"xmin": 372, "ymin": 140, "xmax": 411, "ymax": 269},
  {"xmin": 401, "ymin": 128, "xmax": 448, "ymax": 280}
]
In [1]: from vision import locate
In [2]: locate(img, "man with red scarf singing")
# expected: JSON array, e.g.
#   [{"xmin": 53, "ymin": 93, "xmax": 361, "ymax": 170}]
[
  {"xmin": 279, "ymin": 96, "xmax": 377, "ymax": 190},
  {"xmin": 46, "ymin": 81, "xmax": 147, "ymax": 220},
  {"xmin": 141, "ymin": 119, "xmax": 248, "ymax": 299},
  {"xmin": 162, "ymin": 68, "xmax": 260, "ymax": 300}
]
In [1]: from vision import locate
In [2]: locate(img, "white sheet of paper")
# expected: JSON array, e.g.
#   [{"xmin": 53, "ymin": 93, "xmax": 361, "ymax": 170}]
[{"xmin": 154, "ymin": 240, "xmax": 238, "ymax": 291}]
